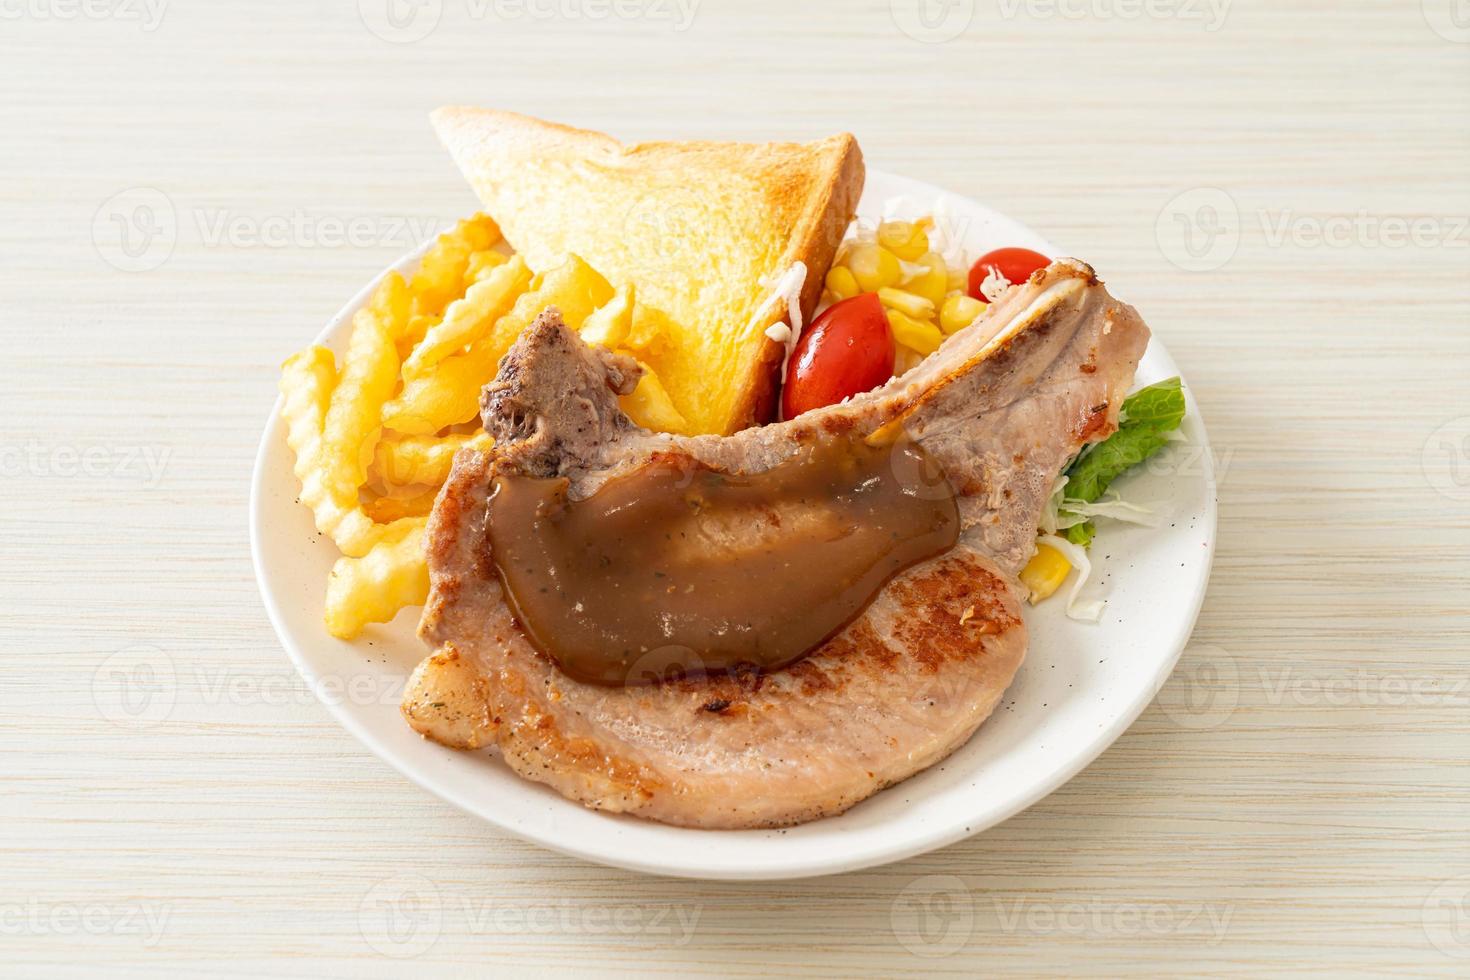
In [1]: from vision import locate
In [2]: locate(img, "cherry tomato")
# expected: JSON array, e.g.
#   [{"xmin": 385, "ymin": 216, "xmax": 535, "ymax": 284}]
[
  {"xmin": 781, "ymin": 293, "xmax": 894, "ymax": 419},
  {"xmin": 967, "ymin": 247, "xmax": 1050, "ymax": 300}
]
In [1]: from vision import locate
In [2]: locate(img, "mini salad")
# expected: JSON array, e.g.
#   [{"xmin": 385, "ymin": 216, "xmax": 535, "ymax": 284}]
[{"xmin": 789, "ymin": 215, "xmax": 1187, "ymax": 621}]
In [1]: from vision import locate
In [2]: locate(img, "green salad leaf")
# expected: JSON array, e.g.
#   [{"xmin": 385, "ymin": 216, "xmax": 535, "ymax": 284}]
[
  {"xmin": 1065, "ymin": 520, "xmax": 1097, "ymax": 548},
  {"xmin": 1060, "ymin": 377, "xmax": 1186, "ymax": 546}
]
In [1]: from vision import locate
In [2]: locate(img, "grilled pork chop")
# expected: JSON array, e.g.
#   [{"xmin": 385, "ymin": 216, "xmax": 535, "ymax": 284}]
[{"xmin": 408, "ymin": 259, "xmax": 1150, "ymax": 828}]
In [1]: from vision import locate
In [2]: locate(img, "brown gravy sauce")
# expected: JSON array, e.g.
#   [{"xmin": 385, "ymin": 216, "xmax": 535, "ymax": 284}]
[{"xmin": 486, "ymin": 436, "xmax": 960, "ymax": 686}]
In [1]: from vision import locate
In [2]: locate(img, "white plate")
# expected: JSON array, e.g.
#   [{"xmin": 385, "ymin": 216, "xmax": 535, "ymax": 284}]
[{"xmin": 250, "ymin": 169, "xmax": 1217, "ymax": 880}]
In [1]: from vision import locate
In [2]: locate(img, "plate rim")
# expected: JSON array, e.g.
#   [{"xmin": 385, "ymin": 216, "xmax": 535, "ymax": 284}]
[{"xmin": 249, "ymin": 167, "xmax": 1218, "ymax": 880}]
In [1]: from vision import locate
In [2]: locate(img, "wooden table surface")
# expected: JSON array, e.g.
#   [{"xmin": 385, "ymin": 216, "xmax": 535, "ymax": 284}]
[{"xmin": 4, "ymin": 0, "xmax": 1468, "ymax": 975}]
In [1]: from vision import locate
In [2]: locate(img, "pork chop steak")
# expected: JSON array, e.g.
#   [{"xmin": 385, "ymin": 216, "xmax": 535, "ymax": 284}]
[{"xmin": 408, "ymin": 259, "xmax": 1151, "ymax": 828}]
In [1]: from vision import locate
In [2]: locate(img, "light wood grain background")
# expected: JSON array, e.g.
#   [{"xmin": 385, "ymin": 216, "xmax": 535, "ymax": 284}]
[{"xmin": 3, "ymin": 0, "xmax": 1468, "ymax": 975}]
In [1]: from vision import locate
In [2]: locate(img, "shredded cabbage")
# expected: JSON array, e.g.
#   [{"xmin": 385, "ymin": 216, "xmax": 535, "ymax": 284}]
[
  {"xmin": 1061, "ymin": 491, "xmax": 1159, "ymax": 528},
  {"xmin": 1035, "ymin": 534, "xmax": 1104, "ymax": 622},
  {"xmin": 1038, "ymin": 474, "xmax": 1069, "ymax": 535},
  {"xmin": 1032, "ymin": 377, "xmax": 1188, "ymax": 621}
]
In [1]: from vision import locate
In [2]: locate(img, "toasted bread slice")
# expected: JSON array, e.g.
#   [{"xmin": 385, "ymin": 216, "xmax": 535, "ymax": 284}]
[{"xmin": 431, "ymin": 108, "xmax": 864, "ymax": 435}]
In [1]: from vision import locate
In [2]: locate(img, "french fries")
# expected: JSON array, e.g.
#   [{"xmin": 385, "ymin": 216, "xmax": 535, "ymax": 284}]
[
  {"xmin": 293, "ymin": 271, "xmax": 411, "ymax": 558},
  {"xmin": 579, "ymin": 283, "xmax": 635, "ymax": 350},
  {"xmin": 324, "ymin": 521, "xmax": 430, "ymax": 638},
  {"xmin": 402, "ymin": 255, "xmax": 531, "ymax": 378},
  {"xmin": 381, "ymin": 253, "xmax": 615, "ymax": 435},
  {"xmin": 621, "ymin": 362, "xmax": 689, "ymax": 433},
  {"xmin": 380, "ymin": 352, "xmax": 497, "ymax": 436},
  {"xmin": 464, "ymin": 249, "xmax": 508, "ymax": 287},
  {"xmin": 409, "ymin": 215, "xmax": 500, "ymax": 319},
  {"xmin": 279, "ymin": 347, "xmax": 337, "ymax": 488},
  {"xmin": 363, "ymin": 487, "xmax": 442, "ymax": 524},
  {"xmin": 279, "ymin": 214, "xmax": 690, "ymax": 638},
  {"xmin": 479, "ymin": 253, "xmax": 615, "ymax": 361},
  {"xmin": 371, "ymin": 430, "xmax": 490, "ymax": 488}
]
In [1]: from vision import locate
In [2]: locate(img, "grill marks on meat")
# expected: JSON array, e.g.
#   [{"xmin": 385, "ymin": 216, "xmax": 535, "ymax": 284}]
[{"xmin": 409, "ymin": 259, "xmax": 1151, "ymax": 828}]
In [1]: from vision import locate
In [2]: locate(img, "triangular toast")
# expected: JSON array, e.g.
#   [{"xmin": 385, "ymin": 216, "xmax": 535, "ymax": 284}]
[{"xmin": 431, "ymin": 108, "xmax": 864, "ymax": 434}]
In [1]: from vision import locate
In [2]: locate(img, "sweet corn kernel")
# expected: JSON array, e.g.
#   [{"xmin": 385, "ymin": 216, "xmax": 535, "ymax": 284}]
[
  {"xmin": 877, "ymin": 220, "xmax": 929, "ymax": 261},
  {"xmin": 846, "ymin": 243, "xmax": 903, "ymax": 292},
  {"xmin": 1019, "ymin": 542, "xmax": 1073, "ymax": 603},
  {"xmin": 878, "ymin": 287, "xmax": 935, "ymax": 320},
  {"xmin": 887, "ymin": 308, "xmax": 943, "ymax": 356},
  {"xmin": 939, "ymin": 294, "xmax": 986, "ymax": 334},
  {"xmin": 946, "ymin": 265, "xmax": 969, "ymax": 293},
  {"xmin": 903, "ymin": 252, "xmax": 950, "ymax": 307},
  {"xmin": 825, "ymin": 265, "xmax": 859, "ymax": 301}
]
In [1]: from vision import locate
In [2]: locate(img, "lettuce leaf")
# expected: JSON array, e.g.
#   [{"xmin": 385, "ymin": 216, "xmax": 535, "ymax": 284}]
[
  {"xmin": 1116, "ymin": 376, "xmax": 1188, "ymax": 429},
  {"xmin": 1064, "ymin": 520, "xmax": 1096, "ymax": 548},
  {"xmin": 1061, "ymin": 377, "xmax": 1185, "ymax": 545}
]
